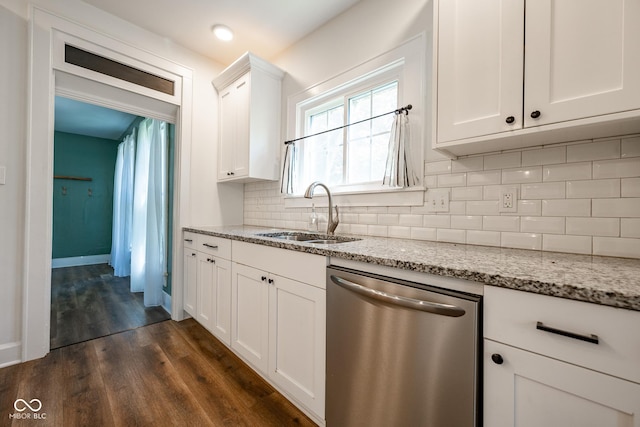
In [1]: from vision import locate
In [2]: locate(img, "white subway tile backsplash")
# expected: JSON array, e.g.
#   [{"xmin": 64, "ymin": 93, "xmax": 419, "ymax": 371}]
[
  {"xmin": 501, "ymin": 232, "xmax": 542, "ymax": 250},
  {"xmin": 521, "ymin": 216, "xmax": 565, "ymax": 234},
  {"xmin": 621, "ymin": 178, "xmax": 640, "ymax": 197},
  {"xmin": 621, "ymin": 219, "xmax": 640, "ymax": 238},
  {"xmin": 399, "ymin": 214, "xmax": 423, "ymax": 227},
  {"xmin": 467, "ymin": 200, "xmax": 500, "ymax": 215},
  {"xmin": 244, "ymin": 135, "xmax": 640, "ymax": 259},
  {"xmin": 566, "ymin": 139, "xmax": 620, "ymax": 162},
  {"xmin": 522, "ymin": 146, "xmax": 567, "ymax": 166},
  {"xmin": 466, "ymin": 230, "xmax": 501, "ymax": 247},
  {"xmin": 425, "ymin": 160, "xmax": 452, "ymax": 175},
  {"xmin": 502, "ymin": 166, "xmax": 543, "ymax": 184},
  {"xmin": 566, "ymin": 218, "xmax": 620, "ymax": 237},
  {"xmin": 485, "ymin": 152, "xmax": 521, "ymax": 170},
  {"xmin": 451, "ymin": 215, "xmax": 483, "ymax": 230},
  {"xmin": 542, "ymin": 199, "xmax": 590, "ymax": 217},
  {"xmin": 593, "ymin": 237, "xmax": 640, "ymax": 258},
  {"xmin": 468, "ymin": 170, "xmax": 501, "ymax": 186},
  {"xmin": 592, "ymin": 198, "xmax": 640, "ymax": 218},
  {"xmin": 452, "ymin": 156, "xmax": 484, "ymax": 172},
  {"xmin": 543, "ymin": 235, "xmax": 592, "ymax": 254},
  {"xmin": 388, "ymin": 226, "xmax": 411, "ymax": 239},
  {"xmin": 438, "ymin": 173, "xmax": 467, "ymax": 187},
  {"xmin": 521, "ymin": 182, "xmax": 565, "ymax": 199},
  {"xmin": 437, "ymin": 228, "xmax": 466, "ymax": 244},
  {"xmin": 544, "ymin": 162, "xmax": 592, "ymax": 182},
  {"xmin": 483, "ymin": 215, "xmax": 520, "ymax": 232},
  {"xmin": 423, "ymin": 215, "xmax": 451, "ymax": 228},
  {"xmin": 566, "ymin": 179, "xmax": 620, "ymax": 198},
  {"xmin": 451, "ymin": 186, "xmax": 483, "ymax": 201},
  {"xmin": 411, "ymin": 227, "xmax": 437, "ymax": 241},
  {"xmin": 593, "ymin": 157, "xmax": 640, "ymax": 179},
  {"xmin": 621, "ymin": 136, "xmax": 640, "ymax": 158},
  {"xmin": 513, "ymin": 200, "xmax": 542, "ymax": 216}
]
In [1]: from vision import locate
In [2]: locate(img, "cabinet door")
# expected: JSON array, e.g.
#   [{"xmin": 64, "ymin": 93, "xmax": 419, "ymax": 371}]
[
  {"xmin": 231, "ymin": 262, "xmax": 269, "ymax": 373},
  {"xmin": 218, "ymin": 86, "xmax": 235, "ymax": 180},
  {"xmin": 268, "ymin": 274, "xmax": 326, "ymax": 418},
  {"xmin": 525, "ymin": 0, "xmax": 640, "ymax": 127},
  {"xmin": 183, "ymin": 249, "xmax": 198, "ymax": 317},
  {"xmin": 436, "ymin": 0, "xmax": 524, "ymax": 143},
  {"xmin": 196, "ymin": 252, "xmax": 215, "ymax": 330},
  {"xmin": 485, "ymin": 339, "xmax": 640, "ymax": 427},
  {"xmin": 211, "ymin": 257, "xmax": 232, "ymax": 346}
]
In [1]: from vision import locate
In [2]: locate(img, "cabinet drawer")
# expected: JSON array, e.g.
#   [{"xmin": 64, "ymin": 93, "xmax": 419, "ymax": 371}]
[
  {"xmin": 183, "ymin": 232, "xmax": 198, "ymax": 249},
  {"xmin": 197, "ymin": 234, "xmax": 232, "ymax": 260},
  {"xmin": 484, "ymin": 286, "xmax": 640, "ymax": 383}
]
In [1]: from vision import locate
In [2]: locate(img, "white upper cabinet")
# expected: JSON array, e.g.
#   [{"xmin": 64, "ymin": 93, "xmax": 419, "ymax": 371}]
[
  {"xmin": 213, "ymin": 52, "xmax": 284, "ymax": 182},
  {"xmin": 434, "ymin": 0, "xmax": 640, "ymax": 157}
]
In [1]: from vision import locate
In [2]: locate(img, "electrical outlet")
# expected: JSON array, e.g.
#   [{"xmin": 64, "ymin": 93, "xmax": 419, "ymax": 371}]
[
  {"xmin": 427, "ymin": 189, "xmax": 450, "ymax": 213},
  {"xmin": 499, "ymin": 187, "xmax": 518, "ymax": 213}
]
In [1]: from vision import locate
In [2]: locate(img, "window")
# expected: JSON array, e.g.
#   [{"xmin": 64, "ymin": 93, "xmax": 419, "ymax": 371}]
[{"xmin": 295, "ymin": 79, "xmax": 399, "ymax": 194}]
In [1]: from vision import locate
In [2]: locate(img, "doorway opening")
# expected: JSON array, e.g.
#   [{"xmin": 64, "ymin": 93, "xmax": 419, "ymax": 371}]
[{"xmin": 50, "ymin": 97, "xmax": 173, "ymax": 349}]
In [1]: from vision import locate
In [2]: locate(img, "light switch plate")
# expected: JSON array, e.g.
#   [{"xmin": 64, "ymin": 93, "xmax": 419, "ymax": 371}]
[
  {"xmin": 0, "ymin": 166, "xmax": 6, "ymax": 185},
  {"xmin": 427, "ymin": 189, "xmax": 450, "ymax": 213}
]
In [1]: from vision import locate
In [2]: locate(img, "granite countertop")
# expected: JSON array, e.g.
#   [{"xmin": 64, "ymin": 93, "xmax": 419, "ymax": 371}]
[{"xmin": 184, "ymin": 225, "xmax": 640, "ymax": 312}]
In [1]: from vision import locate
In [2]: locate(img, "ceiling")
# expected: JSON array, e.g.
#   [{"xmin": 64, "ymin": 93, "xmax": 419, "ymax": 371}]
[
  {"xmin": 82, "ymin": 0, "xmax": 361, "ymax": 66},
  {"xmin": 57, "ymin": 0, "xmax": 361, "ymax": 139},
  {"xmin": 55, "ymin": 97, "xmax": 138, "ymax": 140}
]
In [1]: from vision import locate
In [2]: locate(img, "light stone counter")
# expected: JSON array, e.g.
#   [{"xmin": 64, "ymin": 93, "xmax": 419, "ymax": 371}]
[{"xmin": 184, "ymin": 225, "xmax": 640, "ymax": 311}]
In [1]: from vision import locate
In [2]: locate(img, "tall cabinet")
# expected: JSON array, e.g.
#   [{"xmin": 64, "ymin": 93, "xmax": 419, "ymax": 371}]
[
  {"xmin": 433, "ymin": 0, "xmax": 640, "ymax": 156},
  {"xmin": 212, "ymin": 52, "xmax": 284, "ymax": 183}
]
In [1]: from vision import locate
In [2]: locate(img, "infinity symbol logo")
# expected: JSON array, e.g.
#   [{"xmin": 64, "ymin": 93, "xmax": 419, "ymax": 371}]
[{"xmin": 14, "ymin": 399, "xmax": 42, "ymax": 412}]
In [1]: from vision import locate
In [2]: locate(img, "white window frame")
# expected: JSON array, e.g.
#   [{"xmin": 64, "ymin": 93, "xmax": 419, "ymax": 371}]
[{"xmin": 284, "ymin": 34, "xmax": 426, "ymax": 208}]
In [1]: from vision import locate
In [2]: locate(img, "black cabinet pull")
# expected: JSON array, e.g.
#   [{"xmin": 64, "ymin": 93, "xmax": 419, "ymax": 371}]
[
  {"xmin": 530, "ymin": 110, "xmax": 541, "ymax": 119},
  {"xmin": 226, "ymin": 172, "xmax": 235, "ymax": 176},
  {"xmin": 202, "ymin": 243, "xmax": 218, "ymax": 249},
  {"xmin": 268, "ymin": 278, "xmax": 274, "ymax": 284},
  {"xmin": 505, "ymin": 116, "xmax": 515, "ymax": 124},
  {"xmin": 491, "ymin": 353, "xmax": 504, "ymax": 365},
  {"xmin": 536, "ymin": 321, "xmax": 599, "ymax": 344},
  {"xmin": 261, "ymin": 276, "xmax": 267, "ymax": 281},
  {"xmin": 184, "ymin": 238, "xmax": 193, "ymax": 243}
]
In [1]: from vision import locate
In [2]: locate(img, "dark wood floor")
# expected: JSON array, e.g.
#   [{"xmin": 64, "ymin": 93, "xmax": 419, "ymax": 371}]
[
  {"xmin": 51, "ymin": 264, "xmax": 170, "ymax": 349},
  {"xmin": 1, "ymin": 319, "xmax": 316, "ymax": 426}
]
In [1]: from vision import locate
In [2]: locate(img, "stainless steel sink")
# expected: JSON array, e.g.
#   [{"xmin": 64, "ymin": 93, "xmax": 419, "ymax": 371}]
[{"xmin": 257, "ymin": 231, "xmax": 360, "ymax": 244}]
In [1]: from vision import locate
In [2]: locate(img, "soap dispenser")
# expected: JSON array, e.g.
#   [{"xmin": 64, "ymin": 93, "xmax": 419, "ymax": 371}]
[{"xmin": 308, "ymin": 204, "xmax": 319, "ymax": 232}]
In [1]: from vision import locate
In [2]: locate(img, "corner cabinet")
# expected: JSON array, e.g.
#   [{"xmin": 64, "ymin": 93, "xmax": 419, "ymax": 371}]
[
  {"xmin": 433, "ymin": 0, "xmax": 640, "ymax": 157},
  {"xmin": 212, "ymin": 52, "xmax": 284, "ymax": 183},
  {"xmin": 484, "ymin": 286, "xmax": 640, "ymax": 427}
]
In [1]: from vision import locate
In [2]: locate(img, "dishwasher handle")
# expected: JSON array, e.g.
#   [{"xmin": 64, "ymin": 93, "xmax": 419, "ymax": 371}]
[{"xmin": 330, "ymin": 275, "xmax": 466, "ymax": 317}]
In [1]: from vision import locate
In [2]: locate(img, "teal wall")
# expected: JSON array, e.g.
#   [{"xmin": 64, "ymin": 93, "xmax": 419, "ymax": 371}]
[{"xmin": 52, "ymin": 131, "xmax": 119, "ymax": 259}]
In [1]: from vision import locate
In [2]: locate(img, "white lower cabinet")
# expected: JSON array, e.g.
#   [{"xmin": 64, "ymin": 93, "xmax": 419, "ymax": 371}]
[
  {"xmin": 484, "ymin": 339, "xmax": 640, "ymax": 427},
  {"xmin": 231, "ymin": 241, "xmax": 327, "ymax": 423},
  {"xmin": 484, "ymin": 286, "xmax": 640, "ymax": 427}
]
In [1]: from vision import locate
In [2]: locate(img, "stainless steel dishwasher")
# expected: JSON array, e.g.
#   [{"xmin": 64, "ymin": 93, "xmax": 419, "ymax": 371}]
[{"xmin": 326, "ymin": 266, "xmax": 481, "ymax": 427}]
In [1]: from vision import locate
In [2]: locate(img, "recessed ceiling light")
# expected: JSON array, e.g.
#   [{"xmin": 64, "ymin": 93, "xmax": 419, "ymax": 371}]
[{"xmin": 212, "ymin": 24, "xmax": 234, "ymax": 42}]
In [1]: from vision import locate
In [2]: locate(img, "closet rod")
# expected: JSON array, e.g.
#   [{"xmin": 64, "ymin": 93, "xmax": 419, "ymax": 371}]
[
  {"xmin": 54, "ymin": 175, "xmax": 93, "ymax": 181},
  {"xmin": 283, "ymin": 104, "xmax": 412, "ymax": 145}
]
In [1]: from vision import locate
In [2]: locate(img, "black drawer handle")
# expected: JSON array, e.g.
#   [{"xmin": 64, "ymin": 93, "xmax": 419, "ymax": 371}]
[
  {"xmin": 202, "ymin": 243, "xmax": 218, "ymax": 249},
  {"xmin": 184, "ymin": 238, "xmax": 193, "ymax": 243},
  {"xmin": 536, "ymin": 321, "xmax": 599, "ymax": 345},
  {"xmin": 530, "ymin": 110, "xmax": 541, "ymax": 119},
  {"xmin": 505, "ymin": 116, "xmax": 515, "ymax": 124}
]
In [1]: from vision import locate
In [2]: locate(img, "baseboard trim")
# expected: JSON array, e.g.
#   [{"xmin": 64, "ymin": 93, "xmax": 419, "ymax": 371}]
[
  {"xmin": 52, "ymin": 254, "xmax": 111, "ymax": 268},
  {"xmin": 162, "ymin": 291, "xmax": 172, "ymax": 314},
  {"xmin": 0, "ymin": 342, "xmax": 22, "ymax": 368}
]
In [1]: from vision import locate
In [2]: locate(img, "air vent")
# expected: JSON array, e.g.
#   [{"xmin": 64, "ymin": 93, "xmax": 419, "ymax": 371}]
[{"xmin": 64, "ymin": 44, "xmax": 175, "ymax": 96}]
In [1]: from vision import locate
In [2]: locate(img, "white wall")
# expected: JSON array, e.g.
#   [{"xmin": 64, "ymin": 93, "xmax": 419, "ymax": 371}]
[
  {"xmin": 0, "ymin": 2, "xmax": 27, "ymax": 366},
  {"xmin": 0, "ymin": 0, "xmax": 243, "ymax": 365}
]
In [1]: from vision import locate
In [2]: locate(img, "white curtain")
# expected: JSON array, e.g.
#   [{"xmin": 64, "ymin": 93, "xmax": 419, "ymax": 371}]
[
  {"xmin": 130, "ymin": 118, "xmax": 168, "ymax": 306},
  {"xmin": 383, "ymin": 112, "xmax": 418, "ymax": 188},
  {"xmin": 110, "ymin": 130, "xmax": 136, "ymax": 277}
]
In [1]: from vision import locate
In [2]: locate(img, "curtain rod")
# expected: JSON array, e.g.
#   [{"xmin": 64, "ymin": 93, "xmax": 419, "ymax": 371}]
[{"xmin": 283, "ymin": 104, "xmax": 412, "ymax": 146}]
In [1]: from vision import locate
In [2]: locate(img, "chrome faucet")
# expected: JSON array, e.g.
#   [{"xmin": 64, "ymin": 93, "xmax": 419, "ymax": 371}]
[{"xmin": 304, "ymin": 181, "xmax": 339, "ymax": 235}]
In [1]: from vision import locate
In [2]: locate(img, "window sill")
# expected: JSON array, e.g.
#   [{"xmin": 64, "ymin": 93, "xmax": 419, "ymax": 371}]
[{"xmin": 283, "ymin": 186, "xmax": 425, "ymax": 208}]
